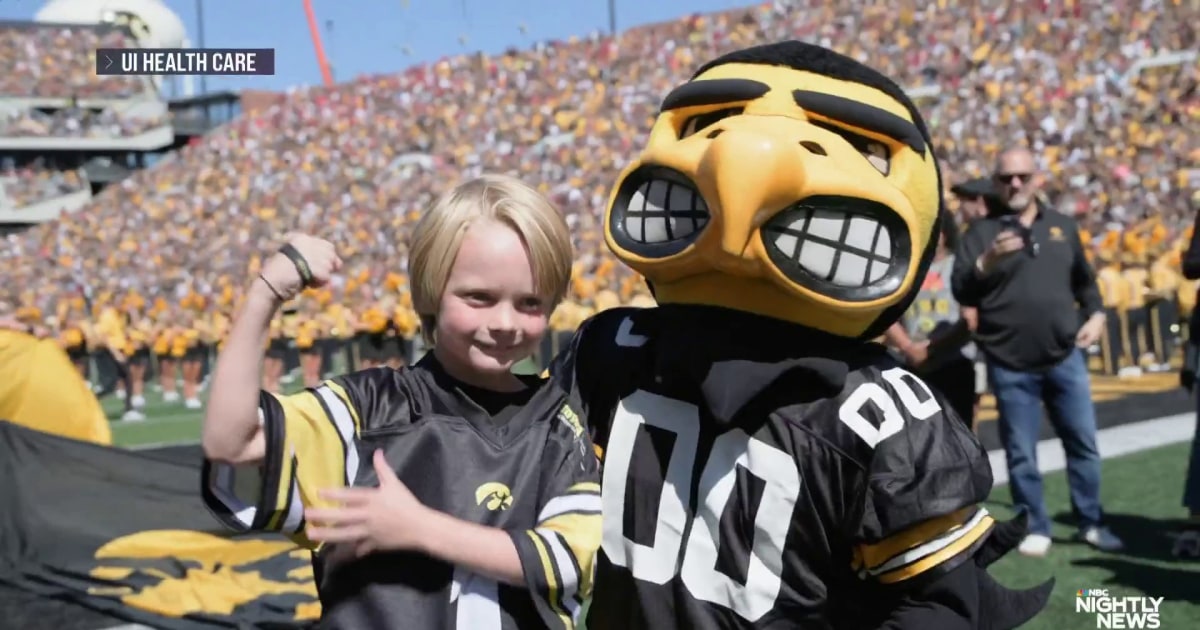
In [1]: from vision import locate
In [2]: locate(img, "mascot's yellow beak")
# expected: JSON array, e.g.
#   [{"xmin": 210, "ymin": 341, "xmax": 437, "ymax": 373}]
[
  {"xmin": 696, "ymin": 115, "xmax": 811, "ymax": 268},
  {"xmin": 605, "ymin": 45, "xmax": 943, "ymax": 339}
]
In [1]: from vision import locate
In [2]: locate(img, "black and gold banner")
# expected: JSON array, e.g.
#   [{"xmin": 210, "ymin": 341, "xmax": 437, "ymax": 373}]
[{"xmin": 0, "ymin": 421, "xmax": 318, "ymax": 629}]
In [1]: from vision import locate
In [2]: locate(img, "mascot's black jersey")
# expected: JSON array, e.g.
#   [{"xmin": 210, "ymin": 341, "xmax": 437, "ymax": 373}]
[{"xmin": 550, "ymin": 305, "xmax": 996, "ymax": 630}]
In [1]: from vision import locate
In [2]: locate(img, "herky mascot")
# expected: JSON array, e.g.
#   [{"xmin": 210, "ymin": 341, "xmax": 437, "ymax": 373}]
[{"xmin": 551, "ymin": 41, "xmax": 1053, "ymax": 629}]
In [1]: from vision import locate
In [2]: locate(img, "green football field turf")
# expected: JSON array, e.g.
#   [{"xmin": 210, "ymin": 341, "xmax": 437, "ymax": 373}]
[
  {"xmin": 100, "ymin": 390, "xmax": 1199, "ymax": 629},
  {"xmin": 103, "ymin": 389, "xmax": 205, "ymax": 448},
  {"xmin": 984, "ymin": 440, "xmax": 1199, "ymax": 629}
]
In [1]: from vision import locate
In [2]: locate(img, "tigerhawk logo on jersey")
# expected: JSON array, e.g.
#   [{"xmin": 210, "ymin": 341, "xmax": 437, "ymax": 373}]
[
  {"xmin": 475, "ymin": 482, "xmax": 514, "ymax": 511},
  {"xmin": 86, "ymin": 529, "xmax": 319, "ymax": 622}
]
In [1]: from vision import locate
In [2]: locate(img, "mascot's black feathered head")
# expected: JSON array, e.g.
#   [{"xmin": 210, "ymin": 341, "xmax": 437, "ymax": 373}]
[{"xmin": 605, "ymin": 41, "xmax": 944, "ymax": 339}]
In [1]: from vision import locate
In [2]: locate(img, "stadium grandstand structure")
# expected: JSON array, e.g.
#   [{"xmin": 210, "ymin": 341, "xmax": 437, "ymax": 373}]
[
  {"xmin": 1, "ymin": 0, "xmax": 1191, "ymax": 342},
  {"xmin": 0, "ymin": 0, "xmax": 247, "ymax": 234}
]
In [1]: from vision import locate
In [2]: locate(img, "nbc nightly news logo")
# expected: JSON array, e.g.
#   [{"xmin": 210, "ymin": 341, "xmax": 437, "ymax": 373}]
[{"xmin": 1076, "ymin": 589, "xmax": 1164, "ymax": 628}]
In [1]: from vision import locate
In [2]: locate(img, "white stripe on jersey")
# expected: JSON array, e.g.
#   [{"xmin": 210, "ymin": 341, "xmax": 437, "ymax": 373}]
[
  {"xmin": 864, "ymin": 507, "xmax": 991, "ymax": 577},
  {"xmin": 537, "ymin": 529, "xmax": 583, "ymax": 621},
  {"xmin": 451, "ymin": 568, "xmax": 501, "ymax": 630},
  {"xmin": 537, "ymin": 492, "xmax": 602, "ymax": 523},
  {"xmin": 315, "ymin": 385, "xmax": 359, "ymax": 485}
]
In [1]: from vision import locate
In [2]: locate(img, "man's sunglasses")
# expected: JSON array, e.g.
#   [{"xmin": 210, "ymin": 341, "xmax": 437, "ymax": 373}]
[{"xmin": 995, "ymin": 172, "xmax": 1034, "ymax": 185}]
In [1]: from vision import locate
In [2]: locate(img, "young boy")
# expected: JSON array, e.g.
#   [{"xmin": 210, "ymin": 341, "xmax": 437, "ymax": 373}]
[{"xmin": 201, "ymin": 174, "xmax": 600, "ymax": 630}]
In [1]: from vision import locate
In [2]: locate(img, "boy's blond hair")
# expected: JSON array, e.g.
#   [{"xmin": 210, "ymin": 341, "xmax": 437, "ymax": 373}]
[{"xmin": 408, "ymin": 174, "xmax": 574, "ymax": 343}]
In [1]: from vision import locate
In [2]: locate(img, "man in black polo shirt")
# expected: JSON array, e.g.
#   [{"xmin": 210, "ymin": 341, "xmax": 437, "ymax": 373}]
[{"xmin": 952, "ymin": 147, "xmax": 1123, "ymax": 558}]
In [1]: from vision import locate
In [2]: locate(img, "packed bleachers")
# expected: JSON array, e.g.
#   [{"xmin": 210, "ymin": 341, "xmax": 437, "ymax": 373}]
[
  {"xmin": 1, "ymin": 0, "xmax": 1196, "ymax": 331},
  {"xmin": 0, "ymin": 166, "xmax": 87, "ymax": 207},
  {"xmin": 0, "ymin": 107, "xmax": 166, "ymax": 139},
  {"xmin": 0, "ymin": 22, "xmax": 144, "ymax": 98},
  {"xmin": 0, "ymin": 22, "xmax": 160, "ymax": 210}
]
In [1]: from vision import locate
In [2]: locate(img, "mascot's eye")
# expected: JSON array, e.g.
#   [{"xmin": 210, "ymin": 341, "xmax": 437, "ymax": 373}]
[
  {"xmin": 811, "ymin": 120, "xmax": 891, "ymax": 176},
  {"xmin": 680, "ymin": 107, "xmax": 743, "ymax": 138},
  {"xmin": 861, "ymin": 141, "xmax": 890, "ymax": 176}
]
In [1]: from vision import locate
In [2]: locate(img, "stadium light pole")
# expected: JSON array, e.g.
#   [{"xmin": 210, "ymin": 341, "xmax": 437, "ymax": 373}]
[
  {"xmin": 195, "ymin": 0, "xmax": 207, "ymax": 95},
  {"xmin": 608, "ymin": 0, "xmax": 617, "ymax": 35}
]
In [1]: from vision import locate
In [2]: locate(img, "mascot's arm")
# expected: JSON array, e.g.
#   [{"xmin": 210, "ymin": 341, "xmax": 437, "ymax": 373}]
[
  {"xmin": 846, "ymin": 380, "xmax": 1052, "ymax": 630},
  {"xmin": 868, "ymin": 539, "xmax": 1052, "ymax": 630}
]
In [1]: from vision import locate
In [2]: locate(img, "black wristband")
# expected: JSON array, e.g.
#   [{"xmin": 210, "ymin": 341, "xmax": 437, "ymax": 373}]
[{"xmin": 278, "ymin": 243, "xmax": 314, "ymax": 286}]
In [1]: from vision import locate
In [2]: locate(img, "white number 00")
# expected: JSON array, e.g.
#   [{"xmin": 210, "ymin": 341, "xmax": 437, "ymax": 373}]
[{"xmin": 600, "ymin": 369, "xmax": 939, "ymax": 622}]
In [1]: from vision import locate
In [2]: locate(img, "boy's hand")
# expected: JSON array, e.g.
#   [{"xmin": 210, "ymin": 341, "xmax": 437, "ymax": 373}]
[
  {"xmin": 260, "ymin": 234, "xmax": 342, "ymax": 301},
  {"xmin": 306, "ymin": 450, "xmax": 431, "ymax": 557}
]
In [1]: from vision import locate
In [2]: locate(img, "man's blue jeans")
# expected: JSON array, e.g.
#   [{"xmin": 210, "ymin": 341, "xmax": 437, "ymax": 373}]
[{"xmin": 988, "ymin": 349, "xmax": 1103, "ymax": 536}]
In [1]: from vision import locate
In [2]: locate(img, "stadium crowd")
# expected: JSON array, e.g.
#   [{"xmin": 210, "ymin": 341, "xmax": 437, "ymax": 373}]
[
  {"xmin": 0, "ymin": 0, "xmax": 1197, "ymax": 403},
  {"xmin": 0, "ymin": 165, "xmax": 87, "ymax": 207},
  {"xmin": 0, "ymin": 107, "xmax": 166, "ymax": 140},
  {"xmin": 0, "ymin": 21, "xmax": 156, "ymax": 208},
  {"xmin": 0, "ymin": 23, "xmax": 143, "ymax": 99}
]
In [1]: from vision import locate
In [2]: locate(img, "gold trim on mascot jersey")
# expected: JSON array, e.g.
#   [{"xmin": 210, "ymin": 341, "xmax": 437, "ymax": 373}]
[{"xmin": 605, "ymin": 43, "xmax": 943, "ymax": 338}]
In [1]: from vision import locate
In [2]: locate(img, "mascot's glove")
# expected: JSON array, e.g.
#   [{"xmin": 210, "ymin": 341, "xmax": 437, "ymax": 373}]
[{"xmin": 972, "ymin": 512, "xmax": 1055, "ymax": 630}]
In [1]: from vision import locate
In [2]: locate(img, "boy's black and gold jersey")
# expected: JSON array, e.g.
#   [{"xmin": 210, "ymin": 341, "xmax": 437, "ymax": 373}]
[
  {"xmin": 201, "ymin": 355, "xmax": 601, "ymax": 630},
  {"xmin": 550, "ymin": 305, "xmax": 998, "ymax": 630}
]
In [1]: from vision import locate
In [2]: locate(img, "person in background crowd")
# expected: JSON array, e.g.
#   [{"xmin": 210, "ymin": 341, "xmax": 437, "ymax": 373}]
[
  {"xmin": 0, "ymin": 308, "xmax": 49, "ymax": 338},
  {"xmin": 59, "ymin": 309, "xmax": 90, "ymax": 379},
  {"xmin": 1174, "ymin": 208, "xmax": 1200, "ymax": 559},
  {"xmin": 885, "ymin": 210, "xmax": 979, "ymax": 430},
  {"xmin": 1147, "ymin": 234, "xmax": 1181, "ymax": 369},
  {"xmin": 376, "ymin": 295, "xmax": 407, "ymax": 369},
  {"xmin": 1093, "ymin": 242, "xmax": 1132, "ymax": 376},
  {"xmin": 952, "ymin": 146, "xmax": 1122, "ymax": 557},
  {"xmin": 390, "ymin": 296, "xmax": 419, "ymax": 369},
  {"xmin": 355, "ymin": 293, "xmax": 390, "ymax": 370},
  {"xmin": 94, "ymin": 306, "xmax": 143, "ymax": 422},
  {"xmin": 1119, "ymin": 240, "xmax": 1155, "ymax": 374},
  {"xmin": 152, "ymin": 310, "xmax": 180, "ymax": 403},
  {"xmin": 125, "ymin": 310, "xmax": 151, "ymax": 411},
  {"xmin": 950, "ymin": 176, "xmax": 996, "ymax": 225},
  {"xmin": 295, "ymin": 297, "xmax": 325, "ymax": 389},
  {"xmin": 177, "ymin": 311, "xmax": 205, "ymax": 410}
]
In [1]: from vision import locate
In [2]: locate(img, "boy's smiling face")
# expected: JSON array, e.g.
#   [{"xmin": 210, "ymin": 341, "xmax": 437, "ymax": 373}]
[{"xmin": 434, "ymin": 219, "xmax": 549, "ymax": 388}]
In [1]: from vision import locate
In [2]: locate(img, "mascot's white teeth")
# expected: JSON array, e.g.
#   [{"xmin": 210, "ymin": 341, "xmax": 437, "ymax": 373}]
[
  {"xmin": 770, "ymin": 208, "xmax": 893, "ymax": 287},
  {"xmin": 625, "ymin": 179, "xmax": 710, "ymax": 243}
]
